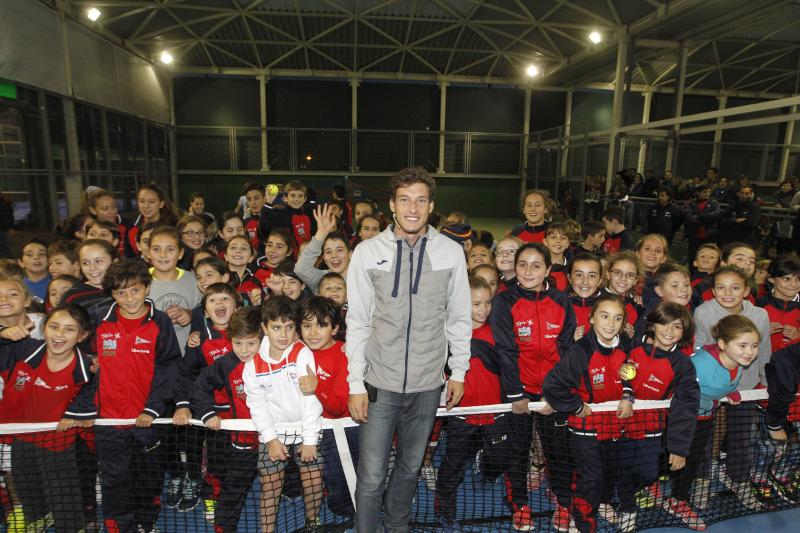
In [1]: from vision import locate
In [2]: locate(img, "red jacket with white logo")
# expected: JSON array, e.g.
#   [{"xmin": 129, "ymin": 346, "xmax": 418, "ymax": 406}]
[
  {"xmin": 757, "ymin": 293, "xmax": 800, "ymax": 351},
  {"xmin": 543, "ymin": 331, "xmax": 630, "ymax": 440},
  {"xmin": 176, "ymin": 318, "xmax": 233, "ymax": 412},
  {"xmin": 510, "ymin": 221, "xmax": 548, "ymax": 243},
  {"xmin": 94, "ymin": 301, "xmax": 181, "ymax": 419},
  {"xmin": 230, "ymin": 268, "xmax": 263, "ymax": 306},
  {"xmin": 192, "ymin": 353, "xmax": 256, "ymax": 446},
  {"xmin": 489, "ymin": 282, "xmax": 575, "ymax": 400},
  {"xmin": 625, "ymin": 341, "xmax": 699, "ymax": 457},
  {"xmin": 243, "ymin": 214, "xmax": 262, "ymax": 253},
  {"xmin": 570, "ymin": 290, "xmax": 600, "ymax": 333},
  {"xmin": 548, "ymin": 258, "xmax": 570, "ymax": 292},
  {"xmin": 0, "ymin": 339, "xmax": 96, "ymax": 450},
  {"xmin": 259, "ymin": 202, "xmax": 317, "ymax": 255},
  {"xmin": 313, "ymin": 340, "xmax": 350, "ymax": 419}
]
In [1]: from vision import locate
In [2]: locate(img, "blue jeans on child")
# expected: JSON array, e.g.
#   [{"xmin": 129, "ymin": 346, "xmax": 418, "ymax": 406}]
[{"xmin": 354, "ymin": 384, "xmax": 441, "ymax": 533}]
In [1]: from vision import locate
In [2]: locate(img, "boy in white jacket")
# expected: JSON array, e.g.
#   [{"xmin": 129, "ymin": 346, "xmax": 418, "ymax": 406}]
[{"xmin": 243, "ymin": 295, "xmax": 323, "ymax": 532}]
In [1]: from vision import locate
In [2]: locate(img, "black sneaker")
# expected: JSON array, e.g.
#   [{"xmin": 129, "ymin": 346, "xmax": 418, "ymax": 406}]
[
  {"xmin": 164, "ymin": 476, "xmax": 183, "ymax": 509},
  {"xmin": 178, "ymin": 475, "xmax": 201, "ymax": 512}
]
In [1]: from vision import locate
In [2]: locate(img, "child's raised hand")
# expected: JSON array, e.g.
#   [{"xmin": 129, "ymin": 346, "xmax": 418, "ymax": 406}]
[
  {"xmin": 56, "ymin": 418, "xmax": 76, "ymax": 432},
  {"xmin": 186, "ymin": 331, "xmax": 201, "ymax": 348},
  {"xmin": 265, "ymin": 276, "xmax": 284, "ymax": 296},
  {"xmin": 267, "ymin": 439, "xmax": 289, "ymax": 462},
  {"xmin": 300, "ymin": 444, "xmax": 318, "ymax": 463},
  {"xmin": 623, "ymin": 323, "xmax": 635, "ymax": 339},
  {"xmin": 298, "ymin": 364, "xmax": 318, "ymax": 394},
  {"xmin": 573, "ymin": 325, "xmax": 585, "ymax": 341},
  {"xmin": 170, "ymin": 306, "xmax": 192, "ymax": 327},
  {"xmin": 173, "ymin": 407, "xmax": 192, "ymax": 426},
  {"xmin": 313, "ymin": 204, "xmax": 338, "ymax": 239},
  {"xmin": 205, "ymin": 415, "xmax": 221, "ymax": 431},
  {"xmin": 617, "ymin": 399, "xmax": 633, "ymax": 419}
]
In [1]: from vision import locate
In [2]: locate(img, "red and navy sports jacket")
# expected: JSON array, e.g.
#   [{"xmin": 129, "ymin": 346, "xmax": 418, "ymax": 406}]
[
  {"xmin": 460, "ymin": 324, "xmax": 502, "ymax": 425},
  {"xmin": 510, "ymin": 221, "xmax": 548, "ymax": 243},
  {"xmin": 192, "ymin": 353, "xmax": 256, "ymax": 446},
  {"xmin": 0, "ymin": 339, "xmax": 97, "ymax": 450},
  {"xmin": 243, "ymin": 215, "xmax": 262, "ymax": 254},
  {"xmin": 548, "ymin": 257, "xmax": 570, "ymax": 292},
  {"xmin": 691, "ymin": 271, "xmax": 710, "ymax": 289},
  {"xmin": 626, "ymin": 340, "xmax": 699, "ymax": 457},
  {"xmin": 230, "ymin": 268, "xmax": 263, "ymax": 306},
  {"xmin": 253, "ymin": 258, "xmax": 275, "ymax": 286},
  {"xmin": 94, "ymin": 301, "xmax": 181, "ymax": 419},
  {"xmin": 176, "ymin": 318, "xmax": 233, "ymax": 412},
  {"xmin": 543, "ymin": 330, "xmax": 630, "ymax": 440},
  {"xmin": 123, "ymin": 213, "xmax": 143, "ymax": 258},
  {"xmin": 489, "ymin": 282, "xmax": 575, "ymax": 401},
  {"xmin": 570, "ymin": 290, "xmax": 600, "ymax": 333},
  {"xmin": 757, "ymin": 293, "xmax": 800, "ymax": 351},
  {"xmin": 259, "ymin": 202, "xmax": 317, "ymax": 255},
  {"xmin": 313, "ymin": 341, "xmax": 351, "ymax": 419},
  {"xmin": 601, "ymin": 287, "xmax": 642, "ymax": 334},
  {"xmin": 602, "ymin": 229, "xmax": 635, "ymax": 254}
]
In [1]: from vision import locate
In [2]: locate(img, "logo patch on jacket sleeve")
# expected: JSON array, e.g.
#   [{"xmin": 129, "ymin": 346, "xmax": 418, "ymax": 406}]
[{"xmin": 102, "ymin": 339, "xmax": 117, "ymax": 356}]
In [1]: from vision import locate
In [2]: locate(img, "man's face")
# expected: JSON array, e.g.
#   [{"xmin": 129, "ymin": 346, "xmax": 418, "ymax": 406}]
[
  {"xmin": 697, "ymin": 187, "xmax": 711, "ymax": 201},
  {"xmin": 664, "ymin": 171, "xmax": 673, "ymax": 181},
  {"xmin": 389, "ymin": 183, "xmax": 433, "ymax": 236},
  {"xmin": 738, "ymin": 187, "xmax": 753, "ymax": 203},
  {"xmin": 657, "ymin": 191, "xmax": 670, "ymax": 206}
]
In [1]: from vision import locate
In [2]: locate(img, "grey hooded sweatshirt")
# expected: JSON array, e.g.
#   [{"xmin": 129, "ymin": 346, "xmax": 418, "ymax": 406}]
[
  {"xmin": 346, "ymin": 225, "xmax": 471, "ymax": 395},
  {"xmin": 693, "ymin": 298, "xmax": 771, "ymax": 391}
]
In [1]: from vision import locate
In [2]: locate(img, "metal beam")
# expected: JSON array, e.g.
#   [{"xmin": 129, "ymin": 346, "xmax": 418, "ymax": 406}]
[
  {"xmin": 665, "ymin": 42, "xmax": 689, "ymax": 174},
  {"xmin": 606, "ymin": 33, "xmax": 628, "ymax": 194},
  {"xmin": 438, "ymin": 81, "xmax": 447, "ymax": 174},
  {"xmin": 560, "ymin": 90, "xmax": 573, "ymax": 177},
  {"xmin": 710, "ymin": 95, "xmax": 727, "ymax": 168},
  {"xmin": 637, "ymin": 90, "xmax": 653, "ymax": 172},
  {"xmin": 779, "ymin": 105, "xmax": 796, "ymax": 181},
  {"xmin": 259, "ymin": 74, "xmax": 269, "ymax": 171},
  {"xmin": 680, "ymin": 111, "xmax": 800, "ymax": 135}
]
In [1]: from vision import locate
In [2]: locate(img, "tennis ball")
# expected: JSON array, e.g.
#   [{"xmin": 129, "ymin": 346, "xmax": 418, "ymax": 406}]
[
  {"xmin": 267, "ymin": 184, "xmax": 279, "ymax": 196},
  {"xmin": 619, "ymin": 363, "xmax": 637, "ymax": 381}
]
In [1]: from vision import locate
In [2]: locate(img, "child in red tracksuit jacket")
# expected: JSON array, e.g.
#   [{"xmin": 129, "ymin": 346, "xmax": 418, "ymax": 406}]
[
  {"xmin": 93, "ymin": 260, "xmax": 181, "ymax": 533},
  {"xmin": 174, "ymin": 283, "xmax": 242, "ymax": 514},
  {"xmin": 435, "ymin": 276, "xmax": 506, "ymax": 530},
  {"xmin": 617, "ymin": 303, "xmax": 699, "ymax": 530},
  {"xmin": 193, "ymin": 307, "xmax": 263, "ymax": 533},
  {"xmin": 510, "ymin": 190, "xmax": 549, "ymax": 243},
  {"xmin": 0, "ymin": 304, "xmax": 97, "ymax": 533},
  {"xmin": 758, "ymin": 256, "xmax": 800, "ymax": 351},
  {"xmin": 569, "ymin": 253, "xmax": 603, "ymax": 341},
  {"xmin": 259, "ymin": 180, "xmax": 317, "ymax": 258},
  {"xmin": 489, "ymin": 242, "xmax": 576, "ymax": 532},
  {"xmin": 296, "ymin": 296, "xmax": 357, "ymax": 518},
  {"xmin": 544, "ymin": 293, "xmax": 632, "ymax": 533}
]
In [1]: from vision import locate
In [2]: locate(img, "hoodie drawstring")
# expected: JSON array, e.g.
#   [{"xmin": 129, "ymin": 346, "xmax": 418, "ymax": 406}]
[
  {"xmin": 412, "ymin": 237, "xmax": 427, "ymax": 295},
  {"xmin": 391, "ymin": 240, "xmax": 403, "ymax": 298}
]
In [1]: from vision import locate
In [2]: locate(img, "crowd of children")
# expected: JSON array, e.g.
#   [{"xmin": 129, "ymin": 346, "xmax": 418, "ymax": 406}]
[{"xmin": 0, "ymin": 180, "xmax": 798, "ymax": 533}]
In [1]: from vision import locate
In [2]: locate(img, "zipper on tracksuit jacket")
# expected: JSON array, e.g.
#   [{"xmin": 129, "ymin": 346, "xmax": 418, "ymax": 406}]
[{"xmin": 403, "ymin": 247, "xmax": 414, "ymax": 393}]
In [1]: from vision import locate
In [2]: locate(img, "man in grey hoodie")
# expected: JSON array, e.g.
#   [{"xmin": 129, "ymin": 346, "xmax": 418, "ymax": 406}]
[
  {"xmin": 346, "ymin": 167, "xmax": 471, "ymax": 532},
  {"xmin": 693, "ymin": 265, "xmax": 771, "ymax": 507}
]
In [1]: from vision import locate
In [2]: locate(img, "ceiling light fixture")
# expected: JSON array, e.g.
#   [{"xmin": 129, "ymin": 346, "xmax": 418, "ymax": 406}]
[
  {"xmin": 526, "ymin": 65, "xmax": 540, "ymax": 78},
  {"xmin": 160, "ymin": 51, "xmax": 174, "ymax": 65},
  {"xmin": 589, "ymin": 31, "xmax": 602, "ymax": 44},
  {"xmin": 87, "ymin": 7, "xmax": 101, "ymax": 21}
]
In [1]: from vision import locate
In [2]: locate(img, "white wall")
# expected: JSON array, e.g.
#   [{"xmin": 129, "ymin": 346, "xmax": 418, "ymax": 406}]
[{"xmin": 0, "ymin": 0, "xmax": 170, "ymax": 123}]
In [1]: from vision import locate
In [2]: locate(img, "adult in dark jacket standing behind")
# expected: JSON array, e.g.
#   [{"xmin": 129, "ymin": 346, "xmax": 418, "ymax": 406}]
[
  {"xmin": 683, "ymin": 185, "xmax": 721, "ymax": 260},
  {"xmin": 346, "ymin": 167, "xmax": 471, "ymax": 533},
  {"xmin": 720, "ymin": 186, "xmax": 761, "ymax": 247},
  {"xmin": 647, "ymin": 189, "xmax": 683, "ymax": 244}
]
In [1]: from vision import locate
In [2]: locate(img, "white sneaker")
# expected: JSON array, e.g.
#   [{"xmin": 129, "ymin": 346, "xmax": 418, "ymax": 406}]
[
  {"xmin": 618, "ymin": 511, "xmax": 637, "ymax": 533},
  {"xmin": 690, "ymin": 477, "xmax": 710, "ymax": 510},
  {"xmin": 420, "ymin": 465, "xmax": 438, "ymax": 491}
]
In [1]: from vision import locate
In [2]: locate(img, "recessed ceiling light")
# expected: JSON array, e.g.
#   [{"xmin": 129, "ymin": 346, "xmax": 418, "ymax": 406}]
[
  {"xmin": 87, "ymin": 7, "xmax": 101, "ymax": 21},
  {"xmin": 589, "ymin": 31, "xmax": 602, "ymax": 44},
  {"xmin": 160, "ymin": 51, "xmax": 173, "ymax": 64},
  {"xmin": 526, "ymin": 65, "xmax": 540, "ymax": 78}
]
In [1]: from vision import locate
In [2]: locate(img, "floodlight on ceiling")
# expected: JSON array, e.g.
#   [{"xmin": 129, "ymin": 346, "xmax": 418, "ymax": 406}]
[
  {"xmin": 589, "ymin": 31, "xmax": 602, "ymax": 44},
  {"xmin": 160, "ymin": 51, "xmax": 174, "ymax": 65},
  {"xmin": 526, "ymin": 65, "xmax": 540, "ymax": 78},
  {"xmin": 87, "ymin": 7, "xmax": 101, "ymax": 21}
]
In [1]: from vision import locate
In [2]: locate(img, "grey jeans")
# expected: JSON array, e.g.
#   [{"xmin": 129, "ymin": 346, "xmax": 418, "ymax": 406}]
[{"xmin": 354, "ymin": 384, "xmax": 442, "ymax": 533}]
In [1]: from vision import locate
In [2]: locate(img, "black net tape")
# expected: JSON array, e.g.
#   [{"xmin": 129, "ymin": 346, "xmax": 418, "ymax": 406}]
[{"xmin": 0, "ymin": 395, "xmax": 798, "ymax": 533}]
